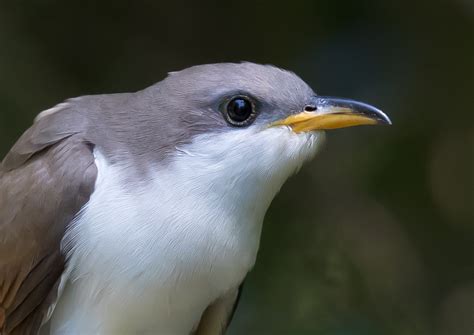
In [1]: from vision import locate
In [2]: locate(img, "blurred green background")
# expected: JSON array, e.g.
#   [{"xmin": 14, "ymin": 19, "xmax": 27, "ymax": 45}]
[{"xmin": 1, "ymin": 1, "xmax": 473, "ymax": 334}]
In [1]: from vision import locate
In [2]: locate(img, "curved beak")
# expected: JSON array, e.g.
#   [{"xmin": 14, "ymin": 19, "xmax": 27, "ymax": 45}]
[{"xmin": 271, "ymin": 96, "xmax": 391, "ymax": 133}]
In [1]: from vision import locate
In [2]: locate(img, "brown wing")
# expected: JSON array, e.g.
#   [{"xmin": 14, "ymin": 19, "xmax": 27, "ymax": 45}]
[
  {"xmin": 0, "ymin": 105, "xmax": 97, "ymax": 335},
  {"xmin": 194, "ymin": 283, "xmax": 244, "ymax": 335}
]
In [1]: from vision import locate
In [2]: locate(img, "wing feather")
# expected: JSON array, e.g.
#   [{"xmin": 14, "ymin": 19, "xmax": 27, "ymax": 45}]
[
  {"xmin": 194, "ymin": 283, "xmax": 244, "ymax": 335},
  {"xmin": 0, "ymin": 104, "xmax": 96, "ymax": 335}
]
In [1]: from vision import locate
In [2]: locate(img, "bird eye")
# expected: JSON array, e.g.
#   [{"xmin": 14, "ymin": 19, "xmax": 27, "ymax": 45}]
[
  {"xmin": 225, "ymin": 96, "xmax": 255, "ymax": 126},
  {"xmin": 304, "ymin": 105, "xmax": 317, "ymax": 112}
]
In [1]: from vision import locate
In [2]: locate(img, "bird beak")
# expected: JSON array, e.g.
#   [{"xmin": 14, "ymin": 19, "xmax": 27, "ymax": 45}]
[{"xmin": 270, "ymin": 96, "xmax": 391, "ymax": 133}]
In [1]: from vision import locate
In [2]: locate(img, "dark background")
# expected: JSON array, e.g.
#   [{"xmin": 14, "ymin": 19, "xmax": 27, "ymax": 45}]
[{"xmin": 1, "ymin": 1, "xmax": 473, "ymax": 334}]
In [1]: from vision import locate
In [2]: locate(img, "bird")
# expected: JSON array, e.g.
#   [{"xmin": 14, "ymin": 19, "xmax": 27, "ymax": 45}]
[{"xmin": 0, "ymin": 62, "xmax": 390, "ymax": 335}]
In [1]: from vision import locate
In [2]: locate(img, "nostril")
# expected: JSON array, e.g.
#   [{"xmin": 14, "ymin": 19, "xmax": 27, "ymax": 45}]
[{"xmin": 304, "ymin": 105, "xmax": 317, "ymax": 112}]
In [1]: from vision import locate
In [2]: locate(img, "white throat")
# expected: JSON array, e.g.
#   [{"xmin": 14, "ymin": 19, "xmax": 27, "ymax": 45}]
[{"xmin": 49, "ymin": 127, "xmax": 323, "ymax": 334}]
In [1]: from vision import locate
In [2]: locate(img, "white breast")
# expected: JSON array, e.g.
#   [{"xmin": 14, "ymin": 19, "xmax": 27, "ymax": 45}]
[{"xmin": 48, "ymin": 127, "xmax": 322, "ymax": 334}]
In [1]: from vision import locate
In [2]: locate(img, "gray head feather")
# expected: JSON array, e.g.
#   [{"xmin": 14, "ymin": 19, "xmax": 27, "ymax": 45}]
[{"xmin": 4, "ymin": 63, "xmax": 315, "ymax": 171}]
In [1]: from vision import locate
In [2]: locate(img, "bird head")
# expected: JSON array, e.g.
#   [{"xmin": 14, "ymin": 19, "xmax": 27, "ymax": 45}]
[
  {"xmin": 139, "ymin": 62, "xmax": 390, "ymax": 178},
  {"xmin": 125, "ymin": 62, "xmax": 390, "ymax": 216}
]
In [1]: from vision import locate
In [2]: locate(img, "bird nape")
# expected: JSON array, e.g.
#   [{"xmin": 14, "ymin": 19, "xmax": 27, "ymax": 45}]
[{"xmin": 0, "ymin": 62, "xmax": 390, "ymax": 335}]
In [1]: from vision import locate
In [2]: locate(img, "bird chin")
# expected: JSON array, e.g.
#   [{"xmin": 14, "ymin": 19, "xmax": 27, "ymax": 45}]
[
  {"xmin": 276, "ymin": 126, "xmax": 326, "ymax": 161},
  {"xmin": 253, "ymin": 126, "xmax": 325, "ymax": 178}
]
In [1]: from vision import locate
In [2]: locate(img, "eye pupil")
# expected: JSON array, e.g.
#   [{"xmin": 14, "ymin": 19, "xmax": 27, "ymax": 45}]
[{"xmin": 227, "ymin": 97, "xmax": 253, "ymax": 124}]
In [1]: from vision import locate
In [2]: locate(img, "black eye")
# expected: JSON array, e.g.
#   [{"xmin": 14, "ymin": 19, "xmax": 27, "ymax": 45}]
[{"xmin": 225, "ymin": 96, "xmax": 255, "ymax": 126}]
